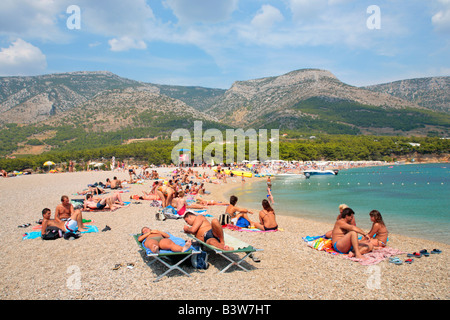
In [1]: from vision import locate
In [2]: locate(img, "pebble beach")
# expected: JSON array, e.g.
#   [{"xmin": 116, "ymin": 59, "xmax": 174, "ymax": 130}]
[{"xmin": 0, "ymin": 168, "xmax": 448, "ymax": 301}]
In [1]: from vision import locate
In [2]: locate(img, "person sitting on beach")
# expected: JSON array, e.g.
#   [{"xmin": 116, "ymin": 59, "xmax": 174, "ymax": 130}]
[
  {"xmin": 325, "ymin": 204, "xmax": 354, "ymax": 239},
  {"xmin": 55, "ymin": 195, "xmax": 87, "ymax": 231},
  {"xmin": 110, "ymin": 176, "xmax": 122, "ymax": 189},
  {"xmin": 365, "ymin": 210, "xmax": 389, "ymax": 248},
  {"xmin": 331, "ymin": 208, "xmax": 372, "ymax": 259},
  {"xmin": 138, "ymin": 226, "xmax": 192, "ymax": 254},
  {"xmin": 225, "ymin": 195, "xmax": 254, "ymax": 227},
  {"xmin": 183, "ymin": 212, "xmax": 234, "ymax": 251},
  {"xmin": 171, "ymin": 190, "xmax": 188, "ymax": 216},
  {"xmin": 156, "ymin": 181, "xmax": 175, "ymax": 210},
  {"xmin": 41, "ymin": 207, "xmax": 83, "ymax": 234},
  {"xmin": 83, "ymin": 193, "xmax": 125, "ymax": 211},
  {"xmin": 253, "ymin": 199, "xmax": 278, "ymax": 231}
]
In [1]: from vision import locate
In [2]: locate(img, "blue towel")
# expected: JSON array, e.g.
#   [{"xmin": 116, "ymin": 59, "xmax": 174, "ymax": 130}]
[
  {"xmin": 145, "ymin": 232, "xmax": 196, "ymax": 255},
  {"xmin": 22, "ymin": 225, "xmax": 99, "ymax": 240}
]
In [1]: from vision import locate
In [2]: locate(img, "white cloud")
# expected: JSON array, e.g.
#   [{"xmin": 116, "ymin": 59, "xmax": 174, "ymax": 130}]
[
  {"xmin": 251, "ymin": 5, "xmax": 284, "ymax": 30},
  {"xmin": 108, "ymin": 37, "xmax": 147, "ymax": 52},
  {"xmin": 0, "ymin": 38, "xmax": 47, "ymax": 76},
  {"xmin": 432, "ymin": 0, "xmax": 450, "ymax": 33},
  {"xmin": 164, "ymin": 0, "xmax": 239, "ymax": 24}
]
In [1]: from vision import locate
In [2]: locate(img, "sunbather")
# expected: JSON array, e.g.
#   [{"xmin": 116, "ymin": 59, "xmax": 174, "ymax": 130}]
[
  {"xmin": 156, "ymin": 181, "xmax": 175, "ymax": 209},
  {"xmin": 325, "ymin": 204, "xmax": 354, "ymax": 238},
  {"xmin": 331, "ymin": 208, "xmax": 372, "ymax": 259},
  {"xmin": 138, "ymin": 226, "xmax": 192, "ymax": 254},
  {"xmin": 84, "ymin": 193, "xmax": 125, "ymax": 211},
  {"xmin": 366, "ymin": 210, "xmax": 389, "ymax": 248},
  {"xmin": 252, "ymin": 199, "xmax": 278, "ymax": 231},
  {"xmin": 225, "ymin": 195, "xmax": 254, "ymax": 227},
  {"xmin": 55, "ymin": 195, "xmax": 87, "ymax": 231},
  {"xmin": 41, "ymin": 207, "xmax": 83, "ymax": 234},
  {"xmin": 183, "ymin": 212, "xmax": 234, "ymax": 250}
]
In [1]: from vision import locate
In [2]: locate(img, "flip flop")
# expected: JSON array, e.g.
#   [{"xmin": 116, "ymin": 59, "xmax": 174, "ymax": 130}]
[
  {"xmin": 18, "ymin": 223, "xmax": 31, "ymax": 228},
  {"xmin": 407, "ymin": 252, "xmax": 422, "ymax": 258},
  {"xmin": 102, "ymin": 225, "xmax": 111, "ymax": 232},
  {"xmin": 431, "ymin": 249, "xmax": 442, "ymax": 254},
  {"xmin": 405, "ymin": 258, "xmax": 414, "ymax": 264},
  {"xmin": 389, "ymin": 257, "xmax": 403, "ymax": 265},
  {"xmin": 127, "ymin": 263, "xmax": 135, "ymax": 269},
  {"xmin": 419, "ymin": 249, "xmax": 430, "ymax": 257},
  {"xmin": 112, "ymin": 264, "xmax": 122, "ymax": 270}
]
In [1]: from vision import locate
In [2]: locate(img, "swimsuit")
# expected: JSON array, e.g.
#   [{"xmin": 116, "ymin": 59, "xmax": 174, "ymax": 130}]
[
  {"xmin": 97, "ymin": 202, "xmax": 106, "ymax": 209},
  {"xmin": 203, "ymin": 229, "xmax": 220, "ymax": 243},
  {"xmin": 177, "ymin": 204, "xmax": 186, "ymax": 216},
  {"xmin": 64, "ymin": 219, "xmax": 78, "ymax": 233},
  {"xmin": 333, "ymin": 242, "xmax": 352, "ymax": 254},
  {"xmin": 264, "ymin": 225, "xmax": 278, "ymax": 231}
]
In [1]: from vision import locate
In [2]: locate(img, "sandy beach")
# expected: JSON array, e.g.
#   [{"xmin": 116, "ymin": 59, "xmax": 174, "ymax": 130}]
[{"xmin": 0, "ymin": 168, "xmax": 448, "ymax": 301}]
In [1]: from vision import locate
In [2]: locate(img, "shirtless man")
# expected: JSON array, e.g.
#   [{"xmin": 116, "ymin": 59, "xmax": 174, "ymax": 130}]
[
  {"xmin": 84, "ymin": 193, "xmax": 125, "ymax": 211},
  {"xmin": 55, "ymin": 195, "xmax": 87, "ymax": 231},
  {"xmin": 41, "ymin": 208, "xmax": 82, "ymax": 234},
  {"xmin": 331, "ymin": 208, "xmax": 372, "ymax": 259},
  {"xmin": 325, "ymin": 204, "xmax": 354, "ymax": 239},
  {"xmin": 183, "ymin": 212, "xmax": 233, "ymax": 251},
  {"xmin": 225, "ymin": 195, "xmax": 254, "ymax": 227},
  {"xmin": 110, "ymin": 176, "xmax": 122, "ymax": 189}
]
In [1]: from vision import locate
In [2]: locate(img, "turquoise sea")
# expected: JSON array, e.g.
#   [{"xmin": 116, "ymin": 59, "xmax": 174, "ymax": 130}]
[{"xmin": 226, "ymin": 163, "xmax": 450, "ymax": 244}]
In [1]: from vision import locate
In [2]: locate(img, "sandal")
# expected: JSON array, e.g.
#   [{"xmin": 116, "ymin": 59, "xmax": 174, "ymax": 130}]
[
  {"xmin": 112, "ymin": 264, "xmax": 122, "ymax": 270},
  {"xmin": 419, "ymin": 249, "xmax": 430, "ymax": 257},
  {"xmin": 405, "ymin": 258, "xmax": 414, "ymax": 264},
  {"xmin": 407, "ymin": 252, "xmax": 422, "ymax": 258},
  {"xmin": 18, "ymin": 223, "xmax": 31, "ymax": 228},
  {"xmin": 431, "ymin": 249, "xmax": 442, "ymax": 254},
  {"xmin": 389, "ymin": 257, "xmax": 403, "ymax": 265}
]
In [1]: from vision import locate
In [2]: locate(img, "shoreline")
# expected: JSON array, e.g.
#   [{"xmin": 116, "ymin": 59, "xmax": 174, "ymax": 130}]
[{"xmin": 0, "ymin": 168, "xmax": 448, "ymax": 300}]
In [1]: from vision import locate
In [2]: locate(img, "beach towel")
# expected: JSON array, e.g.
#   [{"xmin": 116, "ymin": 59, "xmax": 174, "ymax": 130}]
[
  {"xmin": 344, "ymin": 247, "xmax": 406, "ymax": 266},
  {"xmin": 222, "ymin": 224, "xmax": 281, "ymax": 233},
  {"xmin": 302, "ymin": 235, "xmax": 406, "ymax": 264},
  {"xmin": 22, "ymin": 225, "xmax": 99, "ymax": 240},
  {"xmin": 82, "ymin": 201, "xmax": 131, "ymax": 212},
  {"xmin": 140, "ymin": 232, "xmax": 196, "ymax": 255}
]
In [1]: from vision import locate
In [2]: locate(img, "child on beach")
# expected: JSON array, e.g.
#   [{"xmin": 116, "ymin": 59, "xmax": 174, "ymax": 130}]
[{"xmin": 366, "ymin": 210, "xmax": 389, "ymax": 248}]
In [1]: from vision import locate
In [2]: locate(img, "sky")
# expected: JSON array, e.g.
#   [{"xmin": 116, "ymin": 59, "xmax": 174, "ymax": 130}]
[{"xmin": 0, "ymin": 0, "xmax": 449, "ymax": 89}]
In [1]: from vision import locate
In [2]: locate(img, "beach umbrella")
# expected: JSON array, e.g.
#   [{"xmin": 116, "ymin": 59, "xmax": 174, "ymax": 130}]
[
  {"xmin": 43, "ymin": 161, "xmax": 55, "ymax": 166},
  {"xmin": 94, "ymin": 162, "xmax": 104, "ymax": 167},
  {"xmin": 177, "ymin": 148, "xmax": 190, "ymax": 152}
]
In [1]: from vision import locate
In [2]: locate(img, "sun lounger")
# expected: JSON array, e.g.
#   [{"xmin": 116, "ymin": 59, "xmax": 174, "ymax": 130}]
[
  {"xmin": 185, "ymin": 232, "xmax": 263, "ymax": 273},
  {"xmin": 132, "ymin": 233, "xmax": 201, "ymax": 282}
]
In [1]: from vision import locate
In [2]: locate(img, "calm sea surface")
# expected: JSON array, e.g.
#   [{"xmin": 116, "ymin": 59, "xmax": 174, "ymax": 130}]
[{"xmin": 226, "ymin": 163, "xmax": 450, "ymax": 244}]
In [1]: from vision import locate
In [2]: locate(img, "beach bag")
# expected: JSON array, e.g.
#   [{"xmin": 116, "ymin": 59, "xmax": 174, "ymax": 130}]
[
  {"xmin": 41, "ymin": 226, "xmax": 63, "ymax": 240},
  {"xmin": 219, "ymin": 213, "xmax": 231, "ymax": 226},
  {"xmin": 163, "ymin": 206, "xmax": 182, "ymax": 220},
  {"xmin": 236, "ymin": 217, "xmax": 250, "ymax": 228},
  {"xmin": 191, "ymin": 251, "xmax": 209, "ymax": 269},
  {"xmin": 155, "ymin": 208, "xmax": 165, "ymax": 221}
]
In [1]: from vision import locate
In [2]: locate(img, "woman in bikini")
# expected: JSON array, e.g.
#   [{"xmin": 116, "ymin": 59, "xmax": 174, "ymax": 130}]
[
  {"xmin": 366, "ymin": 210, "xmax": 389, "ymax": 248},
  {"xmin": 253, "ymin": 199, "xmax": 278, "ymax": 231},
  {"xmin": 138, "ymin": 227, "xmax": 192, "ymax": 254}
]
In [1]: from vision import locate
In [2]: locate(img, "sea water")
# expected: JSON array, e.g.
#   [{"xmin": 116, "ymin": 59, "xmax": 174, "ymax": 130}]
[{"xmin": 227, "ymin": 163, "xmax": 450, "ymax": 244}]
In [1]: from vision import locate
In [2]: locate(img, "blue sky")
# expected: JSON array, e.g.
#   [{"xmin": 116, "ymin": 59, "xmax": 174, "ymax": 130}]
[{"xmin": 0, "ymin": 0, "xmax": 449, "ymax": 89}]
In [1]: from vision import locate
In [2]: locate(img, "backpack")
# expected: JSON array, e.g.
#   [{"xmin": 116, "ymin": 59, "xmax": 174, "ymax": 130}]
[
  {"xmin": 191, "ymin": 251, "xmax": 209, "ymax": 269},
  {"xmin": 236, "ymin": 217, "xmax": 250, "ymax": 228},
  {"xmin": 219, "ymin": 213, "xmax": 231, "ymax": 226},
  {"xmin": 41, "ymin": 226, "xmax": 63, "ymax": 240}
]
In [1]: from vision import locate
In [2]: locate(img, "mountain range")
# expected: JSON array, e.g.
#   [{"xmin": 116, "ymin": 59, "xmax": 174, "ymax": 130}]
[{"xmin": 0, "ymin": 69, "xmax": 449, "ymax": 156}]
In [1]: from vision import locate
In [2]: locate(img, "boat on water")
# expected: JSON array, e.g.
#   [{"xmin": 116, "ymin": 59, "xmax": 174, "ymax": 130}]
[{"xmin": 303, "ymin": 169, "xmax": 339, "ymax": 177}]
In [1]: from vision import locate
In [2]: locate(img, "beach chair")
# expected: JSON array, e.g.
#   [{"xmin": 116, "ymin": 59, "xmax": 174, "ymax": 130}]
[
  {"xmin": 133, "ymin": 233, "xmax": 201, "ymax": 282},
  {"xmin": 185, "ymin": 232, "xmax": 263, "ymax": 273}
]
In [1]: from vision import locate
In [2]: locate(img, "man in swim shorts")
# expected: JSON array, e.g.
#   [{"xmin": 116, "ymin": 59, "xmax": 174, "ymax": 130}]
[
  {"xmin": 183, "ymin": 212, "xmax": 234, "ymax": 251},
  {"xmin": 331, "ymin": 208, "xmax": 372, "ymax": 259},
  {"xmin": 55, "ymin": 195, "xmax": 87, "ymax": 231},
  {"xmin": 41, "ymin": 208, "xmax": 81, "ymax": 234}
]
